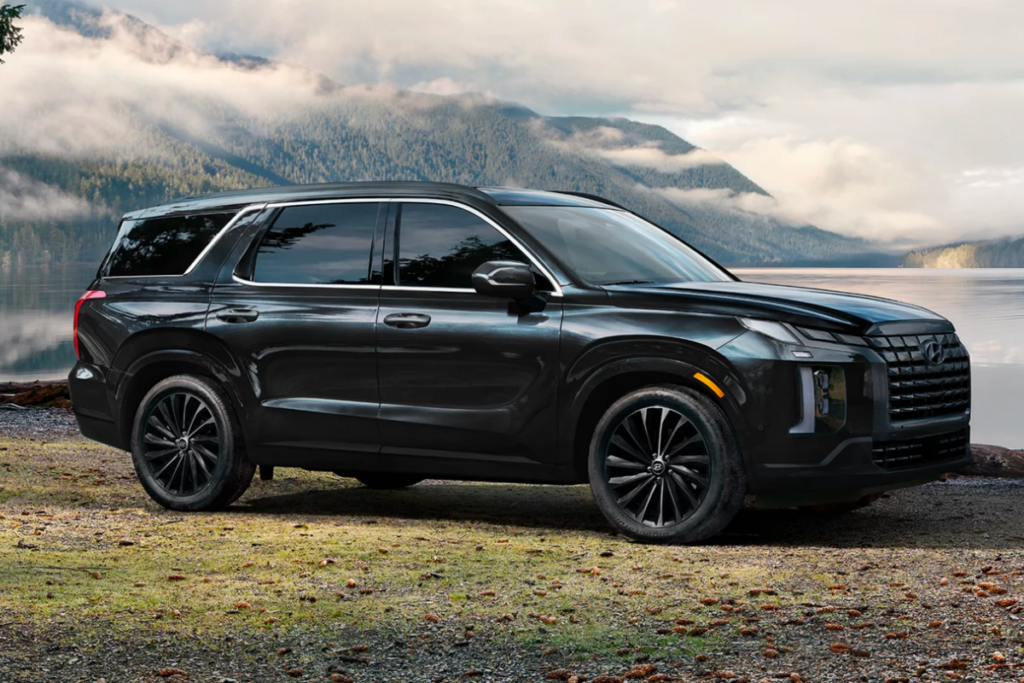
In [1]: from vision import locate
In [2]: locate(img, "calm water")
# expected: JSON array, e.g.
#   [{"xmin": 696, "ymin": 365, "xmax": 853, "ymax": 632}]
[
  {"xmin": 0, "ymin": 264, "xmax": 96, "ymax": 383},
  {"xmin": 735, "ymin": 268, "xmax": 1024, "ymax": 448},
  {"xmin": 2, "ymin": 267, "xmax": 1021, "ymax": 446}
]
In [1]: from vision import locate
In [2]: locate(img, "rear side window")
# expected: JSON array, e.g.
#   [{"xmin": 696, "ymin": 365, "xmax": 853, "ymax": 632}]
[
  {"xmin": 251, "ymin": 203, "xmax": 381, "ymax": 285},
  {"xmin": 103, "ymin": 213, "xmax": 235, "ymax": 277},
  {"xmin": 395, "ymin": 203, "xmax": 522, "ymax": 288}
]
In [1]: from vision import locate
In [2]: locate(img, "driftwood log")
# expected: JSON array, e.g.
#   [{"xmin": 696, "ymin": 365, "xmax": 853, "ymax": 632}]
[
  {"xmin": 2, "ymin": 381, "xmax": 1023, "ymax": 477},
  {"xmin": 0, "ymin": 381, "xmax": 72, "ymax": 409}
]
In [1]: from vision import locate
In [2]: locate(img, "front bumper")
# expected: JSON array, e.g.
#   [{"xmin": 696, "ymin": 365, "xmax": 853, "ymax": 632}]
[
  {"xmin": 718, "ymin": 328, "xmax": 972, "ymax": 505},
  {"xmin": 752, "ymin": 423, "xmax": 971, "ymax": 506}
]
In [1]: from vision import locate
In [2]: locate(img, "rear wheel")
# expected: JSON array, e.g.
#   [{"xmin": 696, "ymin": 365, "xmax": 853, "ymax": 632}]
[
  {"xmin": 131, "ymin": 374, "xmax": 255, "ymax": 511},
  {"xmin": 344, "ymin": 473, "xmax": 424, "ymax": 489},
  {"xmin": 588, "ymin": 385, "xmax": 745, "ymax": 544}
]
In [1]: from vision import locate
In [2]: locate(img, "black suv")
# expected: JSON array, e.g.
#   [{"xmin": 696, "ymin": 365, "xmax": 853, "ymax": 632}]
[{"xmin": 70, "ymin": 182, "xmax": 971, "ymax": 543}]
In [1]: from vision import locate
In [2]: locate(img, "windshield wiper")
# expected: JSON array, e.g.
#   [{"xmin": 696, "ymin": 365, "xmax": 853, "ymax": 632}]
[{"xmin": 603, "ymin": 279, "xmax": 654, "ymax": 286}]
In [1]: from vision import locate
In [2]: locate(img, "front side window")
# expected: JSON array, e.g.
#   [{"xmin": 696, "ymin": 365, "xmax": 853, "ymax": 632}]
[
  {"xmin": 395, "ymin": 203, "xmax": 523, "ymax": 289},
  {"xmin": 252, "ymin": 203, "xmax": 381, "ymax": 285},
  {"xmin": 103, "ymin": 213, "xmax": 235, "ymax": 277},
  {"xmin": 503, "ymin": 206, "xmax": 733, "ymax": 286}
]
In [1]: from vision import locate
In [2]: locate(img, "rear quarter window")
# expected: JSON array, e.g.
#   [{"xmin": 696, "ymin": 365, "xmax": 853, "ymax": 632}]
[{"xmin": 102, "ymin": 212, "xmax": 236, "ymax": 277}]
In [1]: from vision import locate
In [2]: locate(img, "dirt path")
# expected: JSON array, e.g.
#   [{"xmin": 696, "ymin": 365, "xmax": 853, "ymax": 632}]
[{"xmin": 2, "ymin": 410, "xmax": 1024, "ymax": 682}]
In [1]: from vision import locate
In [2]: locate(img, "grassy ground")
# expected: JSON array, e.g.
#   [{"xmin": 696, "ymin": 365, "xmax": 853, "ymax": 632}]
[{"xmin": 2, "ymin": 413, "xmax": 1024, "ymax": 682}]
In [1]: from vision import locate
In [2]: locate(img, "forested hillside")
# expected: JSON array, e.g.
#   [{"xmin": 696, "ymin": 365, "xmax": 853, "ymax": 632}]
[
  {"xmin": 904, "ymin": 238, "xmax": 1024, "ymax": 268},
  {"xmin": 0, "ymin": 0, "xmax": 883, "ymax": 267}
]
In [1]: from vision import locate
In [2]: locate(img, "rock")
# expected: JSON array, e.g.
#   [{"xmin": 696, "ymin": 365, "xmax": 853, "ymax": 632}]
[{"xmin": 959, "ymin": 444, "xmax": 1024, "ymax": 478}]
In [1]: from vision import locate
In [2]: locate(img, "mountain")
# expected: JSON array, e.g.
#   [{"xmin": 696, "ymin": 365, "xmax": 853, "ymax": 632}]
[
  {"xmin": 903, "ymin": 237, "xmax": 1024, "ymax": 268},
  {"xmin": 0, "ymin": 0, "xmax": 887, "ymax": 268}
]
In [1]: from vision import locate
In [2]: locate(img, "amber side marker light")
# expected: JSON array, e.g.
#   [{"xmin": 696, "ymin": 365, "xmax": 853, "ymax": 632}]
[
  {"xmin": 74, "ymin": 290, "xmax": 106, "ymax": 359},
  {"xmin": 693, "ymin": 372, "xmax": 725, "ymax": 399}
]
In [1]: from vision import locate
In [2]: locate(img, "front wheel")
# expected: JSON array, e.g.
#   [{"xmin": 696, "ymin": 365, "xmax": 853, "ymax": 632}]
[
  {"xmin": 131, "ymin": 374, "xmax": 255, "ymax": 511},
  {"xmin": 588, "ymin": 385, "xmax": 745, "ymax": 544}
]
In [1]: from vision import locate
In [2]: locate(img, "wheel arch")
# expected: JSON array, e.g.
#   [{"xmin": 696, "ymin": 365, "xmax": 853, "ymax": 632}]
[
  {"xmin": 111, "ymin": 329, "xmax": 251, "ymax": 449},
  {"xmin": 562, "ymin": 337, "xmax": 752, "ymax": 482}
]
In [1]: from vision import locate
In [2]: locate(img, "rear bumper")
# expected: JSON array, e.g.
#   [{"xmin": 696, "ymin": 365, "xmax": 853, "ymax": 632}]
[{"xmin": 68, "ymin": 361, "xmax": 125, "ymax": 450}]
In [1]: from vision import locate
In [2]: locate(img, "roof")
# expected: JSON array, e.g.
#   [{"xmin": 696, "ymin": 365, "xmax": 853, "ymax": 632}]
[
  {"xmin": 126, "ymin": 182, "xmax": 618, "ymax": 218},
  {"xmin": 477, "ymin": 187, "xmax": 620, "ymax": 208}
]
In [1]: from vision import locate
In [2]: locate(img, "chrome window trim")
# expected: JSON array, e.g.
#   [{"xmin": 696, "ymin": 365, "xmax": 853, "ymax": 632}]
[
  {"xmin": 382, "ymin": 285, "xmax": 476, "ymax": 293},
  {"xmin": 391, "ymin": 198, "xmax": 564, "ymax": 297},
  {"xmin": 232, "ymin": 274, "xmax": 379, "ymax": 290},
  {"xmin": 104, "ymin": 196, "xmax": 565, "ymax": 297},
  {"xmin": 184, "ymin": 204, "xmax": 268, "ymax": 275},
  {"xmin": 102, "ymin": 203, "xmax": 267, "ymax": 280}
]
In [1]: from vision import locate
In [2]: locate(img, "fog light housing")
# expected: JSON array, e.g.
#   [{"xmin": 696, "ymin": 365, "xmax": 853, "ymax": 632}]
[{"xmin": 790, "ymin": 366, "xmax": 846, "ymax": 434}]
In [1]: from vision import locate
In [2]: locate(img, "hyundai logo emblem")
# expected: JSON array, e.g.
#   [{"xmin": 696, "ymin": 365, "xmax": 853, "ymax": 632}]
[{"xmin": 921, "ymin": 338, "xmax": 946, "ymax": 366}]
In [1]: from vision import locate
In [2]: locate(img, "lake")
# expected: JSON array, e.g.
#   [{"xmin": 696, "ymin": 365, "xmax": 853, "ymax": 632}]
[{"xmin": 2, "ymin": 266, "xmax": 1021, "ymax": 447}]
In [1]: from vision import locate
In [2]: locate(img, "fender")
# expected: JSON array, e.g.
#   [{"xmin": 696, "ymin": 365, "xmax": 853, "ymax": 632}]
[
  {"xmin": 110, "ymin": 329, "xmax": 256, "ymax": 442},
  {"xmin": 559, "ymin": 336, "xmax": 754, "ymax": 474}
]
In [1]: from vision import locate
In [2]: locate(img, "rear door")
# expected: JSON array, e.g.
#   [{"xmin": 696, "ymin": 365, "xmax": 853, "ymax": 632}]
[
  {"xmin": 207, "ymin": 200, "xmax": 385, "ymax": 468},
  {"xmin": 375, "ymin": 200, "xmax": 563, "ymax": 473}
]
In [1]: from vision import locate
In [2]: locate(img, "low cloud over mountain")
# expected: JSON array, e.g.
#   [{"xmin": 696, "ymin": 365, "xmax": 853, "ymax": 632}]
[{"xmin": 0, "ymin": 1, "xmax": 887, "ymax": 266}]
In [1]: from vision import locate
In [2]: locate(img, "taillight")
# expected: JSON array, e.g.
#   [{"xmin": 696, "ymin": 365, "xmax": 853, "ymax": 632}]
[{"xmin": 74, "ymin": 290, "xmax": 106, "ymax": 359}]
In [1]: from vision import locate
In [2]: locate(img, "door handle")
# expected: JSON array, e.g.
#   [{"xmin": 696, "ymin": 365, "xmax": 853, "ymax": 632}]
[
  {"xmin": 383, "ymin": 313, "xmax": 431, "ymax": 329},
  {"xmin": 216, "ymin": 307, "xmax": 259, "ymax": 323}
]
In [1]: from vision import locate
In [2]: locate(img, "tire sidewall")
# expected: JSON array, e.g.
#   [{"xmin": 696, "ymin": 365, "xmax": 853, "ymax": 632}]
[
  {"xmin": 588, "ymin": 385, "xmax": 743, "ymax": 543},
  {"xmin": 131, "ymin": 375, "xmax": 237, "ymax": 511}
]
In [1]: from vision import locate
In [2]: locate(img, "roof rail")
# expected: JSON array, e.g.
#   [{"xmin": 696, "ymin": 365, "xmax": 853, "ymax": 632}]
[{"xmin": 552, "ymin": 190, "xmax": 626, "ymax": 209}]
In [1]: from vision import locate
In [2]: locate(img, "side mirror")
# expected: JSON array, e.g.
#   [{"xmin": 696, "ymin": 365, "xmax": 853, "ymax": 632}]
[{"xmin": 471, "ymin": 261, "xmax": 536, "ymax": 299}]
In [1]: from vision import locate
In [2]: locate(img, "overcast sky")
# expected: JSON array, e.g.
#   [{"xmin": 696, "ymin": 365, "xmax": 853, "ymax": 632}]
[{"xmin": 18, "ymin": 0, "xmax": 1024, "ymax": 245}]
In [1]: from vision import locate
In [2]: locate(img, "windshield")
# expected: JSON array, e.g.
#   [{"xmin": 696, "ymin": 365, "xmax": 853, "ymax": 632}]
[{"xmin": 503, "ymin": 206, "xmax": 733, "ymax": 286}]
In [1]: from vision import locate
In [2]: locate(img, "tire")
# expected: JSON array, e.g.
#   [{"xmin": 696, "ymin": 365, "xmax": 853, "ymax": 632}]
[
  {"xmin": 131, "ymin": 374, "xmax": 256, "ymax": 511},
  {"xmin": 348, "ymin": 473, "xmax": 424, "ymax": 489},
  {"xmin": 588, "ymin": 384, "xmax": 745, "ymax": 544}
]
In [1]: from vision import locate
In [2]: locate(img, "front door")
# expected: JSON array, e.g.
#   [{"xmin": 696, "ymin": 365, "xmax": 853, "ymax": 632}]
[
  {"xmin": 207, "ymin": 200, "xmax": 384, "ymax": 466},
  {"xmin": 375, "ymin": 201, "xmax": 563, "ymax": 474}
]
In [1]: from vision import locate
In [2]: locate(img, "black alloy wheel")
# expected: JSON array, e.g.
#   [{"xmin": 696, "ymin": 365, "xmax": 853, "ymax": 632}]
[
  {"xmin": 131, "ymin": 374, "xmax": 256, "ymax": 511},
  {"xmin": 603, "ymin": 405, "xmax": 712, "ymax": 527},
  {"xmin": 141, "ymin": 391, "xmax": 221, "ymax": 497},
  {"xmin": 589, "ymin": 385, "xmax": 745, "ymax": 544}
]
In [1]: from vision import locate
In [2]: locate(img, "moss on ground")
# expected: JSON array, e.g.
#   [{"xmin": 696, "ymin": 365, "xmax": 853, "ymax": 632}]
[{"xmin": 3, "ymin": 430, "xmax": 1024, "ymax": 680}]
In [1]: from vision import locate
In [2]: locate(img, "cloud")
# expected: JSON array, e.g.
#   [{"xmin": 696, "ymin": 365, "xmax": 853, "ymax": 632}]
[
  {"xmin": 538, "ymin": 123, "xmax": 725, "ymax": 173},
  {"xmin": 408, "ymin": 77, "xmax": 496, "ymax": 99},
  {"xmin": 651, "ymin": 135, "xmax": 953, "ymax": 249},
  {"xmin": 596, "ymin": 146, "xmax": 725, "ymax": 172},
  {"xmin": 0, "ymin": 167, "xmax": 94, "ymax": 221},
  {"xmin": 0, "ymin": 16, "xmax": 327, "ymax": 160},
  {"xmin": 92, "ymin": 0, "xmax": 1024, "ymax": 245},
  {"xmin": 7, "ymin": 1, "xmax": 1024, "ymax": 245},
  {"xmin": 684, "ymin": 135, "xmax": 947, "ymax": 245}
]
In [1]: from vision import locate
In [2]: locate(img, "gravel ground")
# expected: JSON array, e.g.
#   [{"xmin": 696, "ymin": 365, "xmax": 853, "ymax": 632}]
[
  {"xmin": 3, "ymin": 409, "xmax": 1024, "ymax": 683},
  {"xmin": 0, "ymin": 405, "xmax": 80, "ymax": 436}
]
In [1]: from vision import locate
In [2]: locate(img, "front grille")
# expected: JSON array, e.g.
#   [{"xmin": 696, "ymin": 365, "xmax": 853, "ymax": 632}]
[
  {"xmin": 872, "ymin": 428, "xmax": 970, "ymax": 469},
  {"xmin": 867, "ymin": 332, "xmax": 970, "ymax": 422}
]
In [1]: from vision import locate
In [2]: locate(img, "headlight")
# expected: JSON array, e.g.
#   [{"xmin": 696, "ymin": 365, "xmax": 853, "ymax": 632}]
[{"xmin": 739, "ymin": 318, "xmax": 800, "ymax": 344}]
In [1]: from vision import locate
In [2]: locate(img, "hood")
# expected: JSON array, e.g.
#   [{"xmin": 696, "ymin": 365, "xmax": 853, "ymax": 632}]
[{"xmin": 605, "ymin": 280, "xmax": 952, "ymax": 334}]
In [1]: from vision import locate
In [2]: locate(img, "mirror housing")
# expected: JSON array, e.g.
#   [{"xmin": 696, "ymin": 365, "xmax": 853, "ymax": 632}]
[{"xmin": 471, "ymin": 261, "xmax": 536, "ymax": 299}]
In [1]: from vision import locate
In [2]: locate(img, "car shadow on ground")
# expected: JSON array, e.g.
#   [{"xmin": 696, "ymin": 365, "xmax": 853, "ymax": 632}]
[{"xmin": 235, "ymin": 476, "xmax": 1024, "ymax": 551}]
